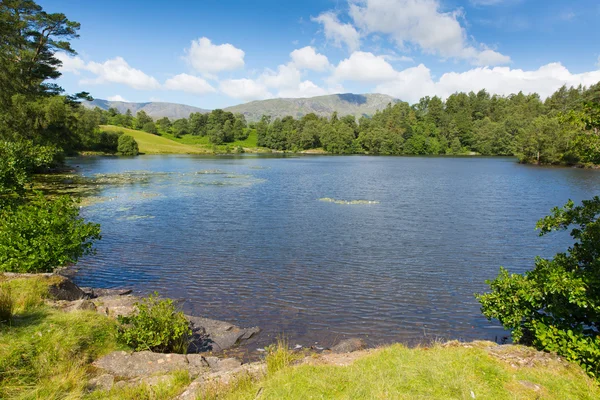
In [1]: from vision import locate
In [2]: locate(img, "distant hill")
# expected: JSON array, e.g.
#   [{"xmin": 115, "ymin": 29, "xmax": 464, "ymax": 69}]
[
  {"xmin": 82, "ymin": 99, "xmax": 210, "ymax": 120},
  {"xmin": 225, "ymin": 93, "xmax": 399, "ymax": 122},
  {"xmin": 84, "ymin": 93, "xmax": 399, "ymax": 122}
]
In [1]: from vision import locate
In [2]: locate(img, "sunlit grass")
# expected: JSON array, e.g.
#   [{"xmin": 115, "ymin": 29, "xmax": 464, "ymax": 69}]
[
  {"xmin": 220, "ymin": 342, "xmax": 600, "ymax": 400},
  {"xmin": 100, "ymin": 125, "xmax": 209, "ymax": 154}
]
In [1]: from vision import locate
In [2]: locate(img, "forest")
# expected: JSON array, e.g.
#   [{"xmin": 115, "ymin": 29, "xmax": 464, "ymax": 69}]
[{"xmin": 100, "ymin": 84, "xmax": 600, "ymax": 165}]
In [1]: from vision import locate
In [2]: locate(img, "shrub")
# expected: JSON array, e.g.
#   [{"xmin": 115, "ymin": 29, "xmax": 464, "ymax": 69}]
[
  {"xmin": 0, "ymin": 284, "xmax": 14, "ymax": 323},
  {"xmin": 264, "ymin": 337, "xmax": 299, "ymax": 375},
  {"xmin": 95, "ymin": 130, "xmax": 121, "ymax": 153},
  {"xmin": 0, "ymin": 194, "xmax": 101, "ymax": 273},
  {"xmin": 478, "ymin": 197, "xmax": 600, "ymax": 379},
  {"xmin": 116, "ymin": 293, "xmax": 191, "ymax": 353},
  {"xmin": 117, "ymin": 134, "xmax": 139, "ymax": 156}
]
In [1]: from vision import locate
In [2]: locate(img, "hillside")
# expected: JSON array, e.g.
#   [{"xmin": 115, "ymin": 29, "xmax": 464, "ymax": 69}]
[
  {"xmin": 100, "ymin": 125, "xmax": 209, "ymax": 154},
  {"xmin": 83, "ymin": 99, "xmax": 209, "ymax": 119},
  {"xmin": 225, "ymin": 93, "xmax": 398, "ymax": 122},
  {"xmin": 85, "ymin": 93, "xmax": 399, "ymax": 122}
]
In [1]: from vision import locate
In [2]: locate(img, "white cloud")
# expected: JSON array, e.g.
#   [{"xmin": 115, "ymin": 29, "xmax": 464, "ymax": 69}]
[
  {"xmin": 278, "ymin": 80, "xmax": 329, "ymax": 98},
  {"xmin": 348, "ymin": 0, "xmax": 511, "ymax": 66},
  {"xmin": 164, "ymin": 73, "xmax": 216, "ymax": 94},
  {"xmin": 333, "ymin": 51, "xmax": 399, "ymax": 82},
  {"xmin": 84, "ymin": 57, "xmax": 160, "ymax": 90},
  {"xmin": 55, "ymin": 52, "xmax": 85, "ymax": 74},
  {"xmin": 374, "ymin": 62, "xmax": 600, "ymax": 103},
  {"xmin": 107, "ymin": 95, "xmax": 128, "ymax": 102},
  {"xmin": 312, "ymin": 12, "xmax": 360, "ymax": 51},
  {"xmin": 219, "ymin": 79, "xmax": 272, "ymax": 101},
  {"xmin": 290, "ymin": 46, "xmax": 330, "ymax": 71},
  {"xmin": 184, "ymin": 37, "xmax": 245, "ymax": 75},
  {"xmin": 260, "ymin": 63, "xmax": 303, "ymax": 89}
]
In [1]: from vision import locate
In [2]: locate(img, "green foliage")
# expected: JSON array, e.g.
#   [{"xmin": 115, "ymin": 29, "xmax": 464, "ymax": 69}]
[
  {"xmin": 141, "ymin": 121, "xmax": 158, "ymax": 135},
  {"xmin": 0, "ymin": 194, "xmax": 101, "ymax": 273},
  {"xmin": 117, "ymin": 134, "xmax": 139, "ymax": 156},
  {"xmin": 0, "ymin": 140, "xmax": 60, "ymax": 196},
  {"xmin": 116, "ymin": 292, "xmax": 191, "ymax": 353},
  {"xmin": 478, "ymin": 197, "xmax": 600, "ymax": 379}
]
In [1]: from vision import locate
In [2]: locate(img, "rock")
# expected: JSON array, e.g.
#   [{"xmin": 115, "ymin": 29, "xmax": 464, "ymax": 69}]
[
  {"xmin": 47, "ymin": 276, "xmax": 86, "ymax": 301},
  {"xmin": 176, "ymin": 362, "xmax": 266, "ymax": 400},
  {"xmin": 186, "ymin": 355, "xmax": 242, "ymax": 372},
  {"xmin": 331, "ymin": 338, "xmax": 367, "ymax": 354},
  {"xmin": 92, "ymin": 295, "xmax": 138, "ymax": 318},
  {"xmin": 62, "ymin": 299, "xmax": 97, "ymax": 313},
  {"xmin": 519, "ymin": 380, "xmax": 542, "ymax": 392},
  {"xmin": 80, "ymin": 287, "xmax": 133, "ymax": 298},
  {"xmin": 87, "ymin": 374, "xmax": 114, "ymax": 391},
  {"xmin": 93, "ymin": 351, "xmax": 206, "ymax": 378},
  {"xmin": 186, "ymin": 316, "xmax": 260, "ymax": 353}
]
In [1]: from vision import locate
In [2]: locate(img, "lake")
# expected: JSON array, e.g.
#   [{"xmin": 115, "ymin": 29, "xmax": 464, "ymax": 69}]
[{"xmin": 68, "ymin": 155, "xmax": 600, "ymax": 350}]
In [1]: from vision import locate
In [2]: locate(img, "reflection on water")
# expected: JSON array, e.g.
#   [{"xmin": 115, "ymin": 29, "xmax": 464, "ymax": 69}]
[{"xmin": 67, "ymin": 155, "xmax": 600, "ymax": 350}]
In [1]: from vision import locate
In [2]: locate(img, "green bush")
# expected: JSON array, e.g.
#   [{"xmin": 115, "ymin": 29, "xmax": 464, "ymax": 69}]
[
  {"xmin": 478, "ymin": 197, "xmax": 600, "ymax": 379},
  {"xmin": 116, "ymin": 293, "xmax": 191, "ymax": 353},
  {"xmin": 94, "ymin": 130, "xmax": 121, "ymax": 153},
  {"xmin": 0, "ymin": 141, "xmax": 61, "ymax": 196},
  {"xmin": 0, "ymin": 194, "xmax": 101, "ymax": 273},
  {"xmin": 142, "ymin": 121, "xmax": 158, "ymax": 135},
  {"xmin": 117, "ymin": 134, "xmax": 139, "ymax": 156}
]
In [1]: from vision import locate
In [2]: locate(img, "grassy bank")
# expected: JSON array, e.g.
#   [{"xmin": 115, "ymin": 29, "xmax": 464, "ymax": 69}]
[
  {"xmin": 99, "ymin": 125, "xmax": 268, "ymax": 155},
  {"xmin": 0, "ymin": 276, "xmax": 189, "ymax": 399},
  {"xmin": 1, "ymin": 276, "xmax": 598, "ymax": 399},
  {"xmin": 216, "ymin": 342, "xmax": 600, "ymax": 400}
]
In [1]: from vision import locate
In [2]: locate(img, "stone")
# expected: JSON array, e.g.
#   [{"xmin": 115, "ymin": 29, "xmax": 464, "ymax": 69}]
[
  {"xmin": 62, "ymin": 299, "xmax": 97, "ymax": 313},
  {"xmin": 331, "ymin": 338, "xmax": 367, "ymax": 353},
  {"xmin": 176, "ymin": 362, "xmax": 266, "ymax": 400},
  {"xmin": 186, "ymin": 355, "xmax": 242, "ymax": 372},
  {"xmin": 47, "ymin": 276, "xmax": 86, "ymax": 301},
  {"xmin": 92, "ymin": 295, "xmax": 138, "ymax": 318},
  {"xmin": 93, "ymin": 351, "xmax": 208, "ymax": 378},
  {"xmin": 186, "ymin": 316, "xmax": 260, "ymax": 353},
  {"xmin": 80, "ymin": 287, "xmax": 133, "ymax": 298},
  {"xmin": 519, "ymin": 380, "xmax": 542, "ymax": 392},
  {"xmin": 87, "ymin": 374, "xmax": 114, "ymax": 391}
]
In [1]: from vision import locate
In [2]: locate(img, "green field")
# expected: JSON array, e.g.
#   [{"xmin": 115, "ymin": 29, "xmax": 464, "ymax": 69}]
[
  {"xmin": 100, "ymin": 125, "xmax": 210, "ymax": 154},
  {"xmin": 100, "ymin": 125, "xmax": 262, "ymax": 155}
]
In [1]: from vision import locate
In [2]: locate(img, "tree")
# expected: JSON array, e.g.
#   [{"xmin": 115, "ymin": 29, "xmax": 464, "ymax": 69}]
[
  {"xmin": 156, "ymin": 117, "xmax": 171, "ymax": 133},
  {"xmin": 142, "ymin": 121, "xmax": 158, "ymax": 135},
  {"xmin": 171, "ymin": 118, "xmax": 189, "ymax": 137},
  {"xmin": 0, "ymin": 0, "xmax": 81, "ymax": 105},
  {"xmin": 117, "ymin": 134, "xmax": 139, "ymax": 156},
  {"xmin": 135, "ymin": 110, "xmax": 152, "ymax": 129},
  {"xmin": 478, "ymin": 198, "xmax": 600, "ymax": 378},
  {"xmin": 233, "ymin": 118, "xmax": 248, "ymax": 141}
]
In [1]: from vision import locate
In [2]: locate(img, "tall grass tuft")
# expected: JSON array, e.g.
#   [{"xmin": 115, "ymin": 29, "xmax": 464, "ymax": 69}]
[
  {"xmin": 0, "ymin": 284, "xmax": 14, "ymax": 323},
  {"xmin": 265, "ymin": 336, "xmax": 299, "ymax": 375}
]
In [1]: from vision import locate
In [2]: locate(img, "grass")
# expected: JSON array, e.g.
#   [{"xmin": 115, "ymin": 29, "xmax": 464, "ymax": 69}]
[
  {"xmin": 100, "ymin": 125, "xmax": 209, "ymax": 154},
  {"xmin": 100, "ymin": 125, "xmax": 265, "ymax": 155},
  {"xmin": 219, "ymin": 342, "xmax": 600, "ymax": 400},
  {"xmin": 0, "ymin": 284, "xmax": 14, "ymax": 323},
  {"xmin": 86, "ymin": 370, "xmax": 191, "ymax": 400}
]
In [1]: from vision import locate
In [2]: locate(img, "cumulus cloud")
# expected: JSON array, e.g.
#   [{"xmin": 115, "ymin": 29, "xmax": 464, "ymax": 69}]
[
  {"xmin": 333, "ymin": 51, "xmax": 399, "ymax": 82},
  {"xmin": 184, "ymin": 37, "xmax": 245, "ymax": 75},
  {"xmin": 107, "ymin": 95, "xmax": 128, "ymax": 102},
  {"xmin": 219, "ymin": 79, "xmax": 272, "ymax": 101},
  {"xmin": 348, "ymin": 0, "xmax": 511, "ymax": 66},
  {"xmin": 290, "ymin": 46, "xmax": 331, "ymax": 71},
  {"xmin": 84, "ymin": 57, "xmax": 161, "ymax": 90},
  {"xmin": 374, "ymin": 62, "xmax": 600, "ymax": 103},
  {"xmin": 312, "ymin": 12, "xmax": 360, "ymax": 51},
  {"xmin": 55, "ymin": 52, "xmax": 86, "ymax": 74},
  {"xmin": 278, "ymin": 80, "xmax": 329, "ymax": 98},
  {"xmin": 164, "ymin": 73, "xmax": 216, "ymax": 94}
]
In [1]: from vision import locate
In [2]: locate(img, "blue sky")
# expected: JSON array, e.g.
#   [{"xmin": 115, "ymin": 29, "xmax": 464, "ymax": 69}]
[{"xmin": 41, "ymin": 0, "xmax": 600, "ymax": 108}]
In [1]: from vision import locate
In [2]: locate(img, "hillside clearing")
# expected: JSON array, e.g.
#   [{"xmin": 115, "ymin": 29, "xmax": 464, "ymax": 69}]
[{"xmin": 100, "ymin": 125, "xmax": 210, "ymax": 154}]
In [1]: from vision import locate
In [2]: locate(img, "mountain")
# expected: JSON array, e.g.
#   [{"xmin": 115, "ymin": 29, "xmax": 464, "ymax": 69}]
[
  {"xmin": 82, "ymin": 99, "xmax": 210, "ymax": 119},
  {"xmin": 83, "ymin": 93, "xmax": 399, "ymax": 122},
  {"xmin": 225, "ymin": 93, "xmax": 398, "ymax": 122}
]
